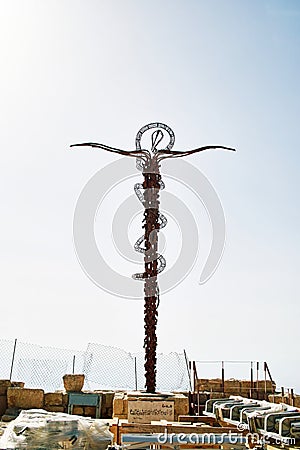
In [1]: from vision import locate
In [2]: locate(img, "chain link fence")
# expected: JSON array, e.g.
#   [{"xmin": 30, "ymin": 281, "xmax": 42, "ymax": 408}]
[{"xmin": 0, "ymin": 339, "xmax": 190, "ymax": 393}]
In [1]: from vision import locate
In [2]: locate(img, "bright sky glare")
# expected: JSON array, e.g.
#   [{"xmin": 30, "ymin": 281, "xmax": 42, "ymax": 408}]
[{"xmin": 0, "ymin": 0, "xmax": 299, "ymax": 391}]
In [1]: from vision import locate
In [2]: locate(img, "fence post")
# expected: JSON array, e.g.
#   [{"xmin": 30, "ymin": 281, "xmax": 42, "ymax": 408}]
[
  {"xmin": 265, "ymin": 362, "xmax": 275, "ymax": 393},
  {"xmin": 192, "ymin": 361, "xmax": 198, "ymax": 392},
  {"xmin": 250, "ymin": 361, "xmax": 253, "ymax": 398},
  {"xmin": 9, "ymin": 338, "xmax": 17, "ymax": 381},
  {"xmin": 221, "ymin": 361, "xmax": 225, "ymax": 394},
  {"xmin": 134, "ymin": 357, "xmax": 138, "ymax": 391},
  {"xmin": 72, "ymin": 355, "xmax": 76, "ymax": 374},
  {"xmin": 256, "ymin": 361, "xmax": 259, "ymax": 397},
  {"xmin": 183, "ymin": 349, "xmax": 193, "ymax": 392},
  {"xmin": 264, "ymin": 361, "xmax": 267, "ymax": 397}
]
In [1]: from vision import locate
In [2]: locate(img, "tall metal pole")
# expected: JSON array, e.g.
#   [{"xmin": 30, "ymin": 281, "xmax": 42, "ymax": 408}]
[{"xmin": 142, "ymin": 160, "xmax": 161, "ymax": 392}]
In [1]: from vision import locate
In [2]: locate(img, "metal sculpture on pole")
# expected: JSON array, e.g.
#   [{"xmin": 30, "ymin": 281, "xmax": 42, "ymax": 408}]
[{"xmin": 71, "ymin": 122, "xmax": 235, "ymax": 393}]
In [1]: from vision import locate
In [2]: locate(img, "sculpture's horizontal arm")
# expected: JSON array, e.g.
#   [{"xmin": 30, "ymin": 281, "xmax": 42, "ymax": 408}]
[
  {"xmin": 70, "ymin": 142, "xmax": 150, "ymax": 160},
  {"xmin": 157, "ymin": 145, "xmax": 235, "ymax": 161}
]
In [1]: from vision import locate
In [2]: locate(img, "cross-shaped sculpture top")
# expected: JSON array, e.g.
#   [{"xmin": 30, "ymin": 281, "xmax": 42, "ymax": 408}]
[{"xmin": 71, "ymin": 122, "xmax": 234, "ymax": 164}]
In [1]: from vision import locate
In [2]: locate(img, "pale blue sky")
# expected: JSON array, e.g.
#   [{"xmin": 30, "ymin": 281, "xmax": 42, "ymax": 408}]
[{"xmin": 0, "ymin": 1, "xmax": 299, "ymax": 391}]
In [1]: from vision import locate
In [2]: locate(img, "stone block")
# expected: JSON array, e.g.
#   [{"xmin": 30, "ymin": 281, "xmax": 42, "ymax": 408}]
[
  {"xmin": 268, "ymin": 394, "xmax": 283, "ymax": 404},
  {"xmin": 62, "ymin": 393, "xmax": 69, "ymax": 406},
  {"xmin": 128, "ymin": 400, "xmax": 174, "ymax": 423},
  {"xmin": 11, "ymin": 382, "xmax": 25, "ymax": 388},
  {"xmin": 84, "ymin": 406, "xmax": 96, "ymax": 417},
  {"xmin": 73, "ymin": 406, "xmax": 84, "ymax": 415},
  {"xmin": 257, "ymin": 380, "xmax": 275, "ymax": 393},
  {"xmin": 224, "ymin": 379, "xmax": 241, "ymax": 395},
  {"xmin": 44, "ymin": 392, "xmax": 63, "ymax": 406},
  {"xmin": 0, "ymin": 395, "xmax": 7, "ymax": 416},
  {"xmin": 1, "ymin": 414, "xmax": 17, "ymax": 422},
  {"xmin": 198, "ymin": 392, "xmax": 209, "ymax": 404},
  {"xmin": 113, "ymin": 393, "xmax": 126, "ymax": 417},
  {"xmin": 109, "ymin": 420, "xmax": 119, "ymax": 444},
  {"xmin": 123, "ymin": 398, "xmax": 128, "ymax": 416},
  {"xmin": 0, "ymin": 380, "xmax": 11, "ymax": 396},
  {"xmin": 1, "ymin": 407, "xmax": 20, "ymax": 422},
  {"xmin": 195, "ymin": 377, "xmax": 276, "ymax": 397},
  {"xmin": 102, "ymin": 392, "xmax": 114, "ymax": 408},
  {"xmin": 196, "ymin": 378, "xmax": 223, "ymax": 392},
  {"xmin": 105, "ymin": 407, "xmax": 113, "ymax": 418},
  {"xmin": 240, "ymin": 380, "xmax": 251, "ymax": 396},
  {"xmin": 209, "ymin": 392, "xmax": 226, "ymax": 399},
  {"xmin": 172, "ymin": 395, "xmax": 189, "ymax": 420},
  {"xmin": 293, "ymin": 396, "xmax": 300, "ymax": 408},
  {"xmin": 7, "ymin": 388, "xmax": 44, "ymax": 409},
  {"xmin": 114, "ymin": 392, "xmax": 190, "ymax": 422}
]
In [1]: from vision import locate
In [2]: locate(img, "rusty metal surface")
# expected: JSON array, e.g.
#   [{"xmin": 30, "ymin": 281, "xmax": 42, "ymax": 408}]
[{"xmin": 142, "ymin": 164, "xmax": 161, "ymax": 393}]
